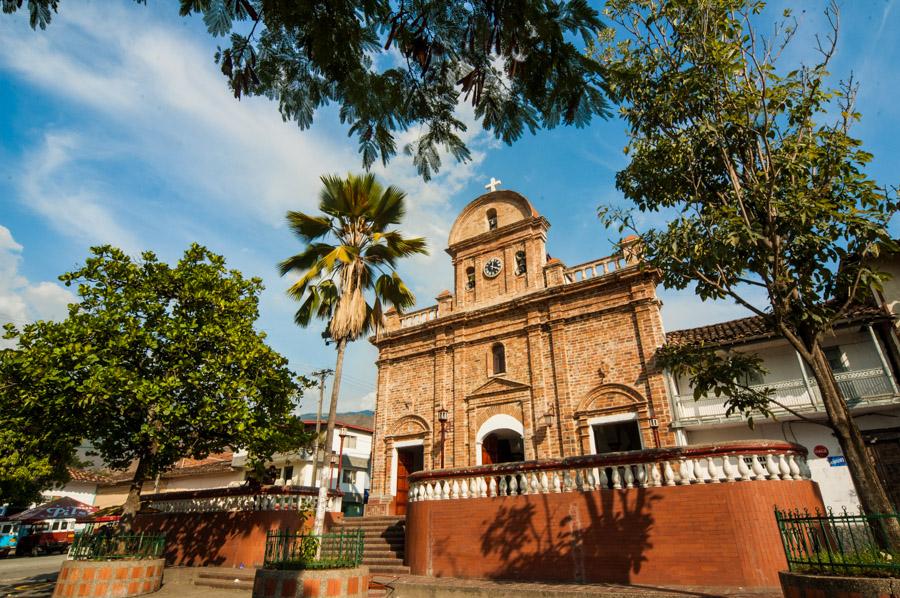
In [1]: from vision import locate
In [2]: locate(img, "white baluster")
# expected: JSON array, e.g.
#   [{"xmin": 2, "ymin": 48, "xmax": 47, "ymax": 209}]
[
  {"xmin": 451, "ymin": 479, "xmax": 461, "ymax": 499},
  {"xmin": 519, "ymin": 473, "xmax": 530, "ymax": 495},
  {"xmin": 408, "ymin": 484, "xmax": 416, "ymax": 502},
  {"xmin": 624, "ymin": 465, "xmax": 635, "ymax": 488},
  {"xmin": 441, "ymin": 480, "xmax": 451, "ymax": 499},
  {"xmin": 575, "ymin": 469, "xmax": 584, "ymax": 491},
  {"xmin": 540, "ymin": 471, "xmax": 550, "ymax": 493},
  {"xmin": 787, "ymin": 455, "xmax": 802, "ymax": 480},
  {"xmin": 583, "ymin": 468, "xmax": 595, "ymax": 490},
  {"xmin": 636, "ymin": 464, "xmax": 648, "ymax": 488},
  {"xmin": 599, "ymin": 468, "xmax": 609, "ymax": 490},
  {"xmin": 477, "ymin": 477, "xmax": 487, "ymax": 498},
  {"xmin": 489, "ymin": 477, "xmax": 497, "ymax": 497},
  {"xmin": 679, "ymin": 459, "xmax": 695, "ymax": 485},
  {"xmin": 459, "ymin": 478, "xmax": 469, "ymax": 499},
  {"xmin": 611, "ymin": 466, "xmax": 622, "ymax": 489},
  {"xmin": 509, "ymin": 475, "xmax": 519, "ymax": 495},
  {"xmin": 707, "ymin": 457, "xmax": 721, "ymax": 483},
  {"xmin": 563, "ymin": 470, "xmax": 574, "ymax": 491},
  {"xmin": 765, "ymin": 454, "xmax": 780, "ymax": 479},
  {"xmin": 736, "ymin": 455, "xmax": 751, "ymax": 481},
  {"xmin": 531, "ymin": 473, "xmax": 540, "ymax": 494},
  {"xmin": 649, "ymin": 463, "xmax": 662, "ymax": 487},
  {"xmin": 797, "ymin": 455, "xmax": 812, "ymax": 479},
  {"xmin": 499, "ymin": 476, "xmax": 508, "ymax": 497},
  {"xmin": 721, "ymin": 455, "xmax": 736, "ymax": 482},
  {"xmin": 552, "ymin": 472, "xmax": 562, "ymax": 493},
  {"xmin": 751, "ymin": 455, "xmax": 766, "ymax": 479},
  {"xmin": 663, "ymin": 461, "xmax": 676, "ymax": 486},
  {"xmin": 778, "ymin": 454, "xmax": 792, "ymax": 480},
  {"xmin": 425, "ymin": 482, "xmax": 434, "ymax": 500}
]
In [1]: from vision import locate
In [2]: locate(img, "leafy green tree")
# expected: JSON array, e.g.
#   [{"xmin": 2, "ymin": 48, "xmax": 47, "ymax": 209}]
[
  {"xmin": 1, "ymin": 244, "xmax": 310, "ymax": 523},
  {"xmin": 598, "ymin": 0, "xmax": 899, "ymax": 533},
  {"xmin": 5, "ymin": 0, "xmax": 609, "ymax": 179},
  {"xmin": 280, "ymin": 173, "xmax": 426, "ymax": 533}
]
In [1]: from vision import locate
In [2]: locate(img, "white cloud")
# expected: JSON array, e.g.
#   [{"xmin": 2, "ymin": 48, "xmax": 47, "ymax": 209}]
[{"xmin": 0, "ymin": 225, "xmax": 74, "ymax": 342}]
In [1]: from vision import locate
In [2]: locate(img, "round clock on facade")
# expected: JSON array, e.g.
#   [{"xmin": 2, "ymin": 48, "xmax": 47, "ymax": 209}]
[{"xmin": 483, "ymin": 257, "xmax": 503, "ymax": 278}]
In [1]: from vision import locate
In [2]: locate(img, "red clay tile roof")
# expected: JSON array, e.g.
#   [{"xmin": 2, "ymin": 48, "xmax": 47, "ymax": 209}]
[
  {"xmin": 94, "ymin": 453, "xmax": 237, "ymax": 485},
  {"xmin": 666, "ymin": 305, "xmax": 891, "ymax": 347},
  {"xmin": 67, "ymin": 468, "xmax": 111, "ymax": 484}
]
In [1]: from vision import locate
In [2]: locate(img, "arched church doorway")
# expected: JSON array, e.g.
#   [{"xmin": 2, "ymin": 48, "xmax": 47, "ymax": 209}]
[
  {"xmin": 481, "ymin": 429, "xmax": 525, "ymax": 464},
  {"xmin": 476, "ymin": 414, "xmax": 525, "ymax": 465}
]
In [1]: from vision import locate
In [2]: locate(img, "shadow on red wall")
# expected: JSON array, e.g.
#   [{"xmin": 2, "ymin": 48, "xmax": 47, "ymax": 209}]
[
  {"xmin": 410, "ymin": 480, "xmax": 825, "ymax": 588},
  {"xmin": 133, "ymin": 510, "xmax": 313, "ymax": 569},
  {"xmin": 475, "ymin": 484, "xmax": 657, "ymax": 584}
]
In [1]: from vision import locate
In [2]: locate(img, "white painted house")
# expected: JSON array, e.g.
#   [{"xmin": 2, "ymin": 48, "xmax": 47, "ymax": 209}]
[
  {"xmin": 255, "ymin": 420, "xmax": 373, "ymax": 517},
  {"xmin": 665, "ymin": 305, "xmax": 900, "ymax": 511}
]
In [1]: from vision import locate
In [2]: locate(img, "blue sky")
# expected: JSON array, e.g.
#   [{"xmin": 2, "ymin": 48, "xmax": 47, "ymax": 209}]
[{"xmin": 1, "ymin": 1, "xmax": 897, "ymax": 413}]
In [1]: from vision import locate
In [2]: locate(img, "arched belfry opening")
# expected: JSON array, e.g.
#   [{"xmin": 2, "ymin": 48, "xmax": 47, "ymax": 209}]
[{"xmin": 486, "ymin": 208, "xmax": 498, "ymax": 230}]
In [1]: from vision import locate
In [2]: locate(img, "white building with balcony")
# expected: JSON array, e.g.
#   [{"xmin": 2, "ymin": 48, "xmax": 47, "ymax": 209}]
[
  {"xmin": 262, "ymin": 420, "xmax": 373, "ymax": 517},
  {"xmin": 665, "ymin": 305, "xmax": 900, "ymax": 511}
]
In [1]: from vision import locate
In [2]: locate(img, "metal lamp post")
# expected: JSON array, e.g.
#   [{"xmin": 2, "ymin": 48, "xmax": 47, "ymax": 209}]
[
  {"xmin": 328, "ymin": 452, "xmax": 338, "ymax": 491},
  {"xmin": 333, "ymin": 427, "xmax": 349, "ymax": 491},
  {"xmin": 438, "ymin": 407, "xmax": 450, "ymax": 468}
]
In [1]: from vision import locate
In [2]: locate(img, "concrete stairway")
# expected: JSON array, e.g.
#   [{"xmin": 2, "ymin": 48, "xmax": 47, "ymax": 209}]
[
  {"xmin": 332, "ymin": 515, "xmax": 409, "ymax": 577},
  {"xmin": 192, "ymin": 567, "xmax": 256, "ymax": 591}
]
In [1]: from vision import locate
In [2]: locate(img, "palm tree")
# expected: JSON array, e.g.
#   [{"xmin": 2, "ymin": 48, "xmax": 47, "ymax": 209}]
[{"xmin": 280, "ymin": 173, "xmax": 427, "ymax": 533}]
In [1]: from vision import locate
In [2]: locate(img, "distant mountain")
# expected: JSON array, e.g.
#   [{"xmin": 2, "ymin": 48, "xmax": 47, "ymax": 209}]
[{"xmin": 299, "ymin": 410, "xmax": 374, "ymax": 430}]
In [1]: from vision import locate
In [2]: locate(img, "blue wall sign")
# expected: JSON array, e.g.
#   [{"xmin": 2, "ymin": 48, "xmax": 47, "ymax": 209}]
[{"xmin": 827, "ymin": 455, "xmax": 847, "ymax": 467}]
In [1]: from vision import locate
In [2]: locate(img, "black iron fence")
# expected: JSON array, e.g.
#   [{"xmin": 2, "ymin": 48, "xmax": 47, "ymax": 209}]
[
  {"xmin": 69, "ymin": 532, "xmax": 166, "ymax": 561},
  {"xmin": 775, "ymin": 507, "xmax": 900, "ymax": 576},
  {"xmin": 264, "ymin": 529, "xmax": 364, "ymax": 570}
]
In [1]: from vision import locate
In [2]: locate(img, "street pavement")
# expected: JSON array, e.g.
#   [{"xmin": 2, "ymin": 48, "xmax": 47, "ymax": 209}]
[{"xmin": 0, "ymin": 554, "xmax": 64, "ymax": 597}]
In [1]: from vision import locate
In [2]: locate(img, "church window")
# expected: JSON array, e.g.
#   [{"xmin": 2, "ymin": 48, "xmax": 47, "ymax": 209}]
[
  {"xmin": 491, "ymin": 343, "xmax": 506, "ymax": 375},
  {"xmin": 487, "ymin": 208, "xmax": 498, "ymax": 230},
  {"xmin": 515, "ymin": 250, "xmax": 526, "ymax": 275},
  {"xmin": 466, "ymin": 267, "xmax": 476, "ymax": 290}
]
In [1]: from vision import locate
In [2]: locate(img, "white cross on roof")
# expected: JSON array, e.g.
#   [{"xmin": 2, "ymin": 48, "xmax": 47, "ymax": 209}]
[{"xmin": 484, "ymin": 177, "xmax": 502, "ymax": 193}]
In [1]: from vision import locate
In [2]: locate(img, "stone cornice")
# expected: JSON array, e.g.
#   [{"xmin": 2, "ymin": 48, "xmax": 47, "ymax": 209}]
[
  {"xmin": 372, "ymin": 264, "xmax": 656, "ymax": 350},
  {"xmin": 445, "ymin": 216, "xmax": 550, "ymax": 258}
]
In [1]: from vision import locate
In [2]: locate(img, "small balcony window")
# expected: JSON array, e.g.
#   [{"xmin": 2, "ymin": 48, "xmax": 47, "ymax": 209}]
[{"xmin": 466, "ymin": 267, "xmax": 476, "ymax": 291}]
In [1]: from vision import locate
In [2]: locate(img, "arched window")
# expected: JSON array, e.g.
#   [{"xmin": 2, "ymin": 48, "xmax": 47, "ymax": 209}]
[
  {"xmin": 466, "ymin": 266, "xmax": 476, "ymax": 290},
  {"xmin": 487, "ymin": 208, "xmax": 498, "ymax": 231},
  {"xmin": 491, "ymin": 343, "xmax": 506, "ymax": 375},
  {"xmin": 515, "ymin": 250, "xmax": 526, "ymax": 275}
]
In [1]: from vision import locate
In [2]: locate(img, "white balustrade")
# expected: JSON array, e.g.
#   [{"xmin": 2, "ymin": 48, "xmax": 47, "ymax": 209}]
[
  {"xmin": 147, "ymin": 490, "xmax": 320, "ymax": 513},
  {"xmin": 399, "ymin": 307, "xmax": 439, "ymax": 328},
  {"xmin": 406, "ymin": 442, "xmax": 812, "ymax": 503}
]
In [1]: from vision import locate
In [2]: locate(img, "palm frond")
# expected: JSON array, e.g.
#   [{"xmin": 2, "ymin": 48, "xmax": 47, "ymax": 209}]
[{"xmin": 286, "ymin": 211, "xmax": 332, "ymax": 241}]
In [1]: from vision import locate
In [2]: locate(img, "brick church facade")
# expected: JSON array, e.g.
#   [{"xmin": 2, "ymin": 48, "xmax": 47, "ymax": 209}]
[{"xmin": 367, "ymin": 189, "xmax": 677, "ymax": 516}]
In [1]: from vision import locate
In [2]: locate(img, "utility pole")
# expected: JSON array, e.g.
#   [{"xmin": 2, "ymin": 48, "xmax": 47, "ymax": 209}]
[{"xmin": 310, "ymin": 369, "xmax": 333, "ymax": 488}]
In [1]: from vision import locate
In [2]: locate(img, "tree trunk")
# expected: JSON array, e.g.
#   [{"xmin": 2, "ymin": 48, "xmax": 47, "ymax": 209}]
[
  {"xmin": 119, "ymin": 456, "xmax": 148, "ymax": 532},
  {"xmin": 312, "ymin": 338, "xmax": 347, "ymax": 535},
  {"xmin": 805, "ymin": 342, "xmax": 900, "ymax": 548}
]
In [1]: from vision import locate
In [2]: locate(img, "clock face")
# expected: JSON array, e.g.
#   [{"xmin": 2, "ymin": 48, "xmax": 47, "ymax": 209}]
[{"xmin": 483, "ymin": 257, "xmax": 503, "ymax": 278}]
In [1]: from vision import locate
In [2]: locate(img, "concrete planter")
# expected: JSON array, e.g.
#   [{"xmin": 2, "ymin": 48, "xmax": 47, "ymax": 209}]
[
  {"xmin": 252, "ymin": 566, "xmax": 369, "ymax": 598},
  {"xmin": 779, "ymin": 570, "xmax": 900, "ymax": 597},
  {"xmin": 53, "ymin": 558, "xmax": 165, "ymax": 598}
]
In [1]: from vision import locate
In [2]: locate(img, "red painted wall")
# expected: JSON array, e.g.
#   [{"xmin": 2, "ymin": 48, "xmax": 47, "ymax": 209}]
[
  {"xmin": 133, "ymin": 511, "xmax": 313, "ymax": 569},
  {"xmin": 406, "ymin": 480, "xmax": 824, "ymax": 588}
]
